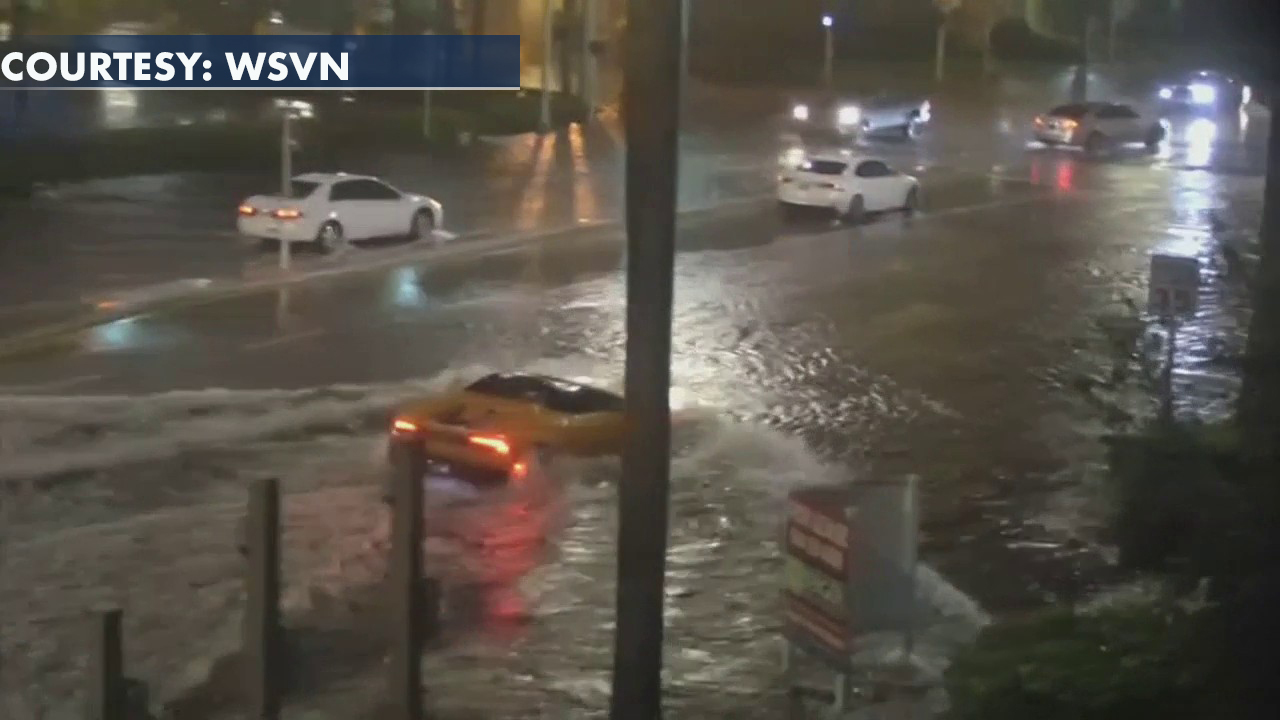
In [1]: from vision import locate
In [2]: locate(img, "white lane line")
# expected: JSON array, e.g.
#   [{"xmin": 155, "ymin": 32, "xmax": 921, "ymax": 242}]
[
  {"xmin": 0, "ymin": 374, "xmax": 105, "ymax": 394},
  {"xmin": 241, "ymin": 328, "xmax": 327, "ymax": 352}
]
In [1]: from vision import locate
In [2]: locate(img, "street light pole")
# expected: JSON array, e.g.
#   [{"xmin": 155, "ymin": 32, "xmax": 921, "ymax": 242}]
[
  {"xmin": 279, "ymin": 111, "xmax": 292, "ymax": 271},
  {"xmin": 822, "ymin": 13, "xmax": 834, "ymax": 87},
  {"xmin": 540, "ymin": 0, "xmax": 554, "ymax": 131},
  {"xmin": 608, "ymin": 0, "xmax": 682, "ymax": 717}
]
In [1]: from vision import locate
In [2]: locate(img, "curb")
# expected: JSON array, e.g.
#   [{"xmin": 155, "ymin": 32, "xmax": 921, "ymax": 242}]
[{"xmin": 0, "ymin": 194, "xmax": 770, "ymax": 364}]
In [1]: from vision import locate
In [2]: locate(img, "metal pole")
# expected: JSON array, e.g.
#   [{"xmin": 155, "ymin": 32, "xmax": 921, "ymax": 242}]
[
  {"xmin": 387, "ymin": 437, "xmax": 426, "ymax": 720},
  {"xmin": 540, "ymin": 0, "xmax": 554, "ymax": 131},
  {"xmin": 823, "ymin": 26, "xmax": 833, "ymax": 87},
  {"xmin": 279, "ymin": 112, "xmax": 292, "ymax": 271},
  {"xmin": 243, "ymin": 478, "xmax": 281, "ymax": 720},
  {"xmin": 1160, "ymin": 319, "xmax": 1178, "ymax": 424},
  {"xmin": 581, "ymin": 0, "xmax": 597, "ymax": 113},
  {"xmin": 609, "ymin": 0, "xmax": 681, "ymax": 717},
  {"xmin": 422, "ymin": 90, "xmax": 432, "ymax": 137},
  {"xmin": 86, "ymin": 609, "xmax": 125, "ymax": 720},
  {"xmin": 934, "ymin": 21, "xmax": 947, "ymax": 82},
  {"xmin": 680, "ymin": 0, "xmax": 690, "ymax": 82}
]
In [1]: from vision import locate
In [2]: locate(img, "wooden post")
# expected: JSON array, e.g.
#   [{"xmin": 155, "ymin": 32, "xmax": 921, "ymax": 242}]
[
  {"xmin": 243, "ymin": 478, "xmax": 281, "ymax": 720},
  {"xmin": 86, "ymin": 609, "xmax": 124, "ymax": 720},
  {"xmin": 387, "ymin": 437, "xmax": 426, "ymax": 720}
]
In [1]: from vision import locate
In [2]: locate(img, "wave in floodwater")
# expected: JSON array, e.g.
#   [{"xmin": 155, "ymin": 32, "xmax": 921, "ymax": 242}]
[{"xmin": 0, "ymin": 358, "xmax": 981, "ymax": 719}]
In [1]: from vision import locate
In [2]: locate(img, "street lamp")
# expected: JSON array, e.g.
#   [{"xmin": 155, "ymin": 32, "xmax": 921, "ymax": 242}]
[
  {"xmin": 272, "ymin": 98, "xmax": 313, "ymax": 271},
  {"xmin": 822, "ymin": 13, "xmax": 834, "ymax": 87}
]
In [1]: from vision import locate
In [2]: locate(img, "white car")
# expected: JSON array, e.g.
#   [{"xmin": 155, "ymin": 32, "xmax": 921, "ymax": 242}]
[
  {"xmin": 1032, "ymin": 101, "xmax": 1166, "ymax": 155},
  {"xmin": 777, "ymin": 152, "xmax": 920, "ymax": 222},
  {"xmin": 236, "ymin": 173, "xmax": 444, "ymax": 253}
]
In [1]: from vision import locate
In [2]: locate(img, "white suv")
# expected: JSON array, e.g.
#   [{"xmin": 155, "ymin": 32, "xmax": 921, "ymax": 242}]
[{"xmin": 1033, "ymin": 102, "xmax": 1166, "ymax": 155}]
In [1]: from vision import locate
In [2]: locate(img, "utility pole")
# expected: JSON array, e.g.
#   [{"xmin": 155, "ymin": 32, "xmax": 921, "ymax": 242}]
[
  {"xmin": 608, "ymin": 0, "xmax": 681, "ymax": 718},
  {"xmin": 540, "ymin": 0, "xmax": 555, "ymax": 131}
]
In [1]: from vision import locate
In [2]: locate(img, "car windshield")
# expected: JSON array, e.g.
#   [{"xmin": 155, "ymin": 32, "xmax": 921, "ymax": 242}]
[
  {"xmin": 464, "ymin": 374, "xmax": 623, "ymax": 414},
  {"xmin": 1048, "ymin": 103, "xmax": 1092, "ymax": 119},
  {"xmin": 802, "ymin": 160, "xmax": 847, "ymax": 175},
  {"xmin": 289, "ymin": 180, "xmax": 320, "ymax": 197}
]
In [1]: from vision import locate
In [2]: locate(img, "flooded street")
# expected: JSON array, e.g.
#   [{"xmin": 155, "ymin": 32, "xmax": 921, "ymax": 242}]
[{"xmin": 0, "ymin": 68, "xmax": 1271, "ymax": 717}]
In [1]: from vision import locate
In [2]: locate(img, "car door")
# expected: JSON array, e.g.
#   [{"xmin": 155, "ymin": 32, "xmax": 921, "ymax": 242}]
[
  {"xmin": 359, "ymin": 179, "xmax": 409, "ymax": 236},
  {"xmin": 852, "ymin": 160, "xmax": 895, "ymax": 211},
  {"xmin": 326, "ymin": 179, "xmax": 375, "ymax": 238},
  {"xmin": 1097, "ymin": 104, "xmax": 1143, "ymax": 142}
]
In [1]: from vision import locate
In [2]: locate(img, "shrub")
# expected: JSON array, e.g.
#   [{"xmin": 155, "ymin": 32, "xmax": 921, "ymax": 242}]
[{"xmin": 945, "ymin": 603, "xmax": 1211, "ymax": 720}]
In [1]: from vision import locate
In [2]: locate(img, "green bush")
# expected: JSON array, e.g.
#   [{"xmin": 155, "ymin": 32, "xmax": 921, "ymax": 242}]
[{"xmin": 945, "ymin": 604, "xmax": 1211, "ymax": 720}]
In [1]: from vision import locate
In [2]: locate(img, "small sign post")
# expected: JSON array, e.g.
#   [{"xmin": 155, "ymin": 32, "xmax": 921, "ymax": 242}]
[
  {"xmin": 1147, "ymin": 253, "xmax": 1200, "ymax": 422},
  {"xmin": 782, "ymin": 486, "xmax": 853, "ymax": 710}
]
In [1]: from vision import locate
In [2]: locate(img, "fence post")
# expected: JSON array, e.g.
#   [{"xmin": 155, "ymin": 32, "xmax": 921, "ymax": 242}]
[
  {"xmin": 86, "ymin": 609, "xmax": 124, "ymax": 720},
  {"xmin": 243, "ymin": 478, "xmax": 282, "ymax": 720},
  {"xmin": 387, "ymin": 437, "xmax": 426, "ymax": 720}
]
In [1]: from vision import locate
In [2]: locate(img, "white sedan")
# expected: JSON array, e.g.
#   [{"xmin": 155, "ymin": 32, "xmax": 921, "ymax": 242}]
[
  {"xmin": 777, "ymin": 152, "xmax": 920, "ymax": 222},
  {"xmin": 236, "ymin": 173, "xmax": 444, "ymax": 253}
]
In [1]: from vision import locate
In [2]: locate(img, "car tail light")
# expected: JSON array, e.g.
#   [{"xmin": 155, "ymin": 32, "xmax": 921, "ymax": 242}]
[
  {"xmin": 273, "ymin": 208, "xmax": 303, "ymax": 219},
  {"xmin": 469, "ymin": 434, "xmax": 510, "ymax": 455},
  {"xmin": 391, "ymin": 418, "xmax": 418, "ymax": 434},
  {"xmin": 238, "ymin": 204, "xmax": 258, "ymax": 216},
  {"xmin": 510, "ymin": 461, "xmax": 528, "ymax": 483},
  {"xmin": 1060, "ymin": 118, "xmax": 1078, "ymax": 130}
]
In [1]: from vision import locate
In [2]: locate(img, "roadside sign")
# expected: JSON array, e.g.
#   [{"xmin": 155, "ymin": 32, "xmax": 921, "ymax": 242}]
[
  {"xmin": 1147, "ymin": 254, "xmax": 1200, "ymax": 319},
  {"xmin": 783, "ymin": 486, "xmax": 852, "ymax": 671}
]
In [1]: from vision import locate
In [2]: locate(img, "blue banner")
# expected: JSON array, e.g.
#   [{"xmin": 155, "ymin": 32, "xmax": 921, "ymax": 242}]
[{"xmin": 0, "ymin": 35, "xmax": 520, "ymax": 90}]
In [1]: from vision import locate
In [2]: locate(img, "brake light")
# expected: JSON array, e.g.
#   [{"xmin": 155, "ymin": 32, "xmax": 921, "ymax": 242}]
[
  {"xmin": 238, "ymin": 204, "xmax": 257, "ymax": 216},
  {"xmin": 469, "ymin": 435, "xmax": 510, "ymax": 455},
  {"xmin": 273, "ymin": 208, "xmax": 303, "ymax": 219},
  {"xmin": 391, "ymin": 418, "xmax": 418, "ymax": 434}
]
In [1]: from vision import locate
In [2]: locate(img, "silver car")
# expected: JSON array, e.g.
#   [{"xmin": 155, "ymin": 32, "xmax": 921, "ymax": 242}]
[
  {"xmin": 1032, "ymin": 101, "xmax": 1166, "ymax": 155},
  {"xmin": 787, "ymin": 91, "xmax": 931, "ymax": 142}
]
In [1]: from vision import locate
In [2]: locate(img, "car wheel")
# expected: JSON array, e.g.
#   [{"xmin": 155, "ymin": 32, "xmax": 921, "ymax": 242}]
[
  {"xmin": 314, "ymin": 221, "xmax": 344, "ymax": 254},
  {"xmin": 1084, "ymin": 132, "xmax": 1108, "ymax": 157},
  {"xmin": 1144, "ymin": 123, "xmax": 1166, "ymax": 151},
  {"xmin": 410, "ymin": 209, "xmax": 435, "ymax": 240},
  {"xmin": 842, "ymin": 194, "xmax": 865, "ymax": 224},
  {"xmin": 903, "ymin": 186, "xmax": 919, "ymax": 214}
]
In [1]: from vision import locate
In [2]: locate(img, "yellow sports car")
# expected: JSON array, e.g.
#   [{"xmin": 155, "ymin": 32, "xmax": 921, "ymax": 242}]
[{"xmin": 388, "ymin": 372, "xmax": 626, "ymax": 485}]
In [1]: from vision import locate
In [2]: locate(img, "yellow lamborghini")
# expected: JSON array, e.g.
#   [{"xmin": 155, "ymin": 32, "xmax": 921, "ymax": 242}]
[{"xmin": 388, "ymin": 372, "xmax": 626, "ymax": 484}]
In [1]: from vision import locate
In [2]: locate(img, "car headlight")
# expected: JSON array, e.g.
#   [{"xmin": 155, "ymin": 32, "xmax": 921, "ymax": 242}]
[
  {"xmin": 1242, "ymin": 85, "xmax": 1252, "ymax": 105},
  {"xmin": 837, "ymin": 105, "xmax": 861, "ymax": 125},
  {"xmin": 1189, "ymin": 83, "xmax": 1216, "ymax": 104},
  {"xmin": 792, "ymin": 104, "xmax": 809, "ymax": 121},
  {"xmin": 1158, "ymin": 87, "xmax": 1173, "ymax": 100},
  {"xmin": 780, "ymin": 147, "xmax": 806, "ymax": 168},
  {"xmin": 918, "ymin": 100, "xmax": 931, "ymax": 122}
]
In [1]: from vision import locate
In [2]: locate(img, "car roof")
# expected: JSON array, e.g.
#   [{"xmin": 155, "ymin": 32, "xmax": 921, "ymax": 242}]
[{"xmin": 292, "ymin": 172, "xmax": 378, "ymax": 184}]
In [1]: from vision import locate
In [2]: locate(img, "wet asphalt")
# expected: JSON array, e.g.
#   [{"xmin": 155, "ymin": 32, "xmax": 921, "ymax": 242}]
[{"xmin": 0, "ymin": 65, "xmax": 1270, "ymax": 609}]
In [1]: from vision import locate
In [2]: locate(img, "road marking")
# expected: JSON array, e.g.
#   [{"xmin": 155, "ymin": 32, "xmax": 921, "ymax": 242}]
[
  {"xmin": 241, "ymin": 328, "xmax": 326, "ymax": 352},
  {"xmin": 921, "ymin": 190, "xmax": 1086, "ymax": 219},
  {"xmin": 0, "ymin": 374, "xmax": 104, "ymax": 394}
]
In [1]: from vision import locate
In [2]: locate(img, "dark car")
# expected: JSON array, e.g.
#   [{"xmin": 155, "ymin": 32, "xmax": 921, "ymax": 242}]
[
  {"xmin": 785, "ymin": 91, "xmax": 931, "ymax": 142},
  {"xmin": 1156, "ymin": 70, "xmax": 1252, "ymax": 112}
]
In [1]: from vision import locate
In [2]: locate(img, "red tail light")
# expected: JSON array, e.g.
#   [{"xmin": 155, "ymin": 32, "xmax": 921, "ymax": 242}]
[
  {"xmin": 391, "ymin": 418, "xmax": 418, "ymax": 434},
  {"xmin": 273, "ymin": 208, "xmax": 303, "ymax": 220},
  {"xmin": 238, "ymin": 204, "xmax": 257, "ymax": 216},
  {"xmin": 469, "ymin": 435, "xmax": 510, "ymax": 455}
]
